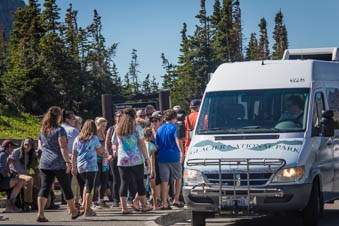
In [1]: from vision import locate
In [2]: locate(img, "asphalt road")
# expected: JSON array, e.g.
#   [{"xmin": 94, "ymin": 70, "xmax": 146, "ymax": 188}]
[
  {"xmin": 0, "ymin": 203, "xmax": 187, "ymax": 226},
  {"xmin": 174, "ymin": 201, "xmax": 339, "ymax": 226}
]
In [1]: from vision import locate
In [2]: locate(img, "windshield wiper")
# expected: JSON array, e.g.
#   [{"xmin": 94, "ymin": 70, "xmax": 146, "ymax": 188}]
[
  {"xmin": 241, "ymin": 126, "xmax": 261, "ymax": 129},
  {"xmin": 198, "ymin": 128, "xmax": 244, "ymax": 134}
]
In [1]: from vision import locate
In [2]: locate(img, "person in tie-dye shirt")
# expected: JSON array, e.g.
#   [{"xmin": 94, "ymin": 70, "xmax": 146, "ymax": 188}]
[
  {"xmin": 72, "ymin": 119, "xmax": 103, "ymax": 217},
  {"xmin": 112, "ymin": 108, "xmax": 152, "ymax": 214}
]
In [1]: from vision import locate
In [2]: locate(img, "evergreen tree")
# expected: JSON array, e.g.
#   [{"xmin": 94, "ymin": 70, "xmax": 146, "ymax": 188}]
[
  {"xmin": 258, "ymin": 17, "xmax": 269, "ymax": 60},
  {"xmin": 212, "ymin": 0, "xmax": 232, "ymax": 65},
  {"xmin": 40, "ymin": 0, "xmax": 60, "ymax": 32},
  {"xmin": 172, "ymin": 23, "xmax": 199, "ymax": 108},
  {"xmin": 160, "ymin": 53, "xmax": 177, "ymax": 90},
  {"xmin": 127, "ymin": 49, "xmax": 140, "ymax": 94},
  {"xmin": 63, "ymin": 4, "xmax": 79, "ymax": 61},
  {"xmin": 0, "ymin": 25, "xmax": 6, "ymax": 77},
  {"xmin": 82, "ymin": 9, "xmax": 118, "ymax": 116},
  {"xmin": 245, "ymin": 33, "xmax": 259, "ymax": 60},
  {"xmin": 150, "ymin": 75, "xmax": 159, "ymax": 93},
  {"xmin": 122, "ymin": 73, "xmax": 132, "ymax": 96},
  {"xmin": 77, "ymin": 27, "xmax": 89, "ymax": 71},
  {"xmin": 272, "ymin": 10, "xmax": 288, "ymax": 60},
  {"xmin": 0, "ymin": 24, "xmax": 5, "ymax": 103},
  {"xmin": 210, "ymin": 0, "xmax": 221, "ymax": 34},
  {"xmin": 1, "ymin": 0, "xmax": 46, "ymax": 113},
  {"xmin": 111, "ymin": 62, "xmax": 123, "ymax": 94},
  {"xmin": 230, "ymin": 0, "xmax": 243, "ymax": 61},
  {"xmin": 209, "ymin": 0, "xmax": 221, "ymax": 70},
  {"xmin": 142, "ymin": 73, "xmax": 151, "ymax": 94},
  {"xmin": 191, "ymin": 0, "xmax": 213, "ymax": 95}
]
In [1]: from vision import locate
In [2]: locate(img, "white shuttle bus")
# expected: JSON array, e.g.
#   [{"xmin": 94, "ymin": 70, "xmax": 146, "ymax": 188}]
[{"xmin": 183, "ymin": 48, "xmax": 339, "ymax": 226}]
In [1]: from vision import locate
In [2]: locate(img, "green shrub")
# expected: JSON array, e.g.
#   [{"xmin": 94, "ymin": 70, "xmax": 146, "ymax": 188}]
[{"xmin": 0, "ymin": 113, "xmax": 41, "ymax": 139}]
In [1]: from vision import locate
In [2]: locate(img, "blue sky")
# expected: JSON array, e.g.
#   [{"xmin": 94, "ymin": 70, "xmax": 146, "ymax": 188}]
[{"xmin": 23, "ymin": 0, "xmax": 339, "ymax": 85}]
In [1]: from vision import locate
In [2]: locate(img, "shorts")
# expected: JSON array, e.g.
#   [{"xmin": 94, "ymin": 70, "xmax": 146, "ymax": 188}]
[
  {"xmin": 0, "ymin": 177, "xmax": 11, "ymax": 190},
  {"xmin": 158, "ymin": 162, "xmax": 182, "ymax": 183},
  {"xmin": 80, "ymin": 171, "xmax": 97, "ymax": 194}
]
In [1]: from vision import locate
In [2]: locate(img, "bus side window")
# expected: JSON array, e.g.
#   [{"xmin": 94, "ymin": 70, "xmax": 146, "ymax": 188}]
[{"xmin": 312, "ymin": 92, "xmax": 325, "ymax": 136}]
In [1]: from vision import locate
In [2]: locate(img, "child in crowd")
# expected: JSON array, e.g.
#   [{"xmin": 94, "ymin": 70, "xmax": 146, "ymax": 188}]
[
  {"xmin": 143, "ymin": 127, "xmax": 158, "ymax": 210},
  {"xmin": 72, "ymin": 119, "xmax": 103, "ymax": 217}
]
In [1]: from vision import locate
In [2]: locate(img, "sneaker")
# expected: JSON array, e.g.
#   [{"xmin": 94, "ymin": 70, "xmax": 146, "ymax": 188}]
[
  {"xmin": 92, "ymin": 203, "xmax": 102, "ymax": 210},
  {"xmin": 23, "ymin": 203, "xmax": 32, "ymax": 212}
]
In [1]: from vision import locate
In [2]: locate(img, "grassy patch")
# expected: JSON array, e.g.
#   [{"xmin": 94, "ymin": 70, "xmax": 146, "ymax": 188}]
[{"xmin": 0, "ymin": 113, "xmax": 41, "ymax": 139}]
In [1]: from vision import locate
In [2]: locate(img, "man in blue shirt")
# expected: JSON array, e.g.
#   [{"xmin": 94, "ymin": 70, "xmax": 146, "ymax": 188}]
[
  {"xmin": 156, "ymin": 109, "xmax": 184, "ymax": 209},
  {"xmin": 0, "ymin": 140, "xmax": 25, "ymax": 213}
]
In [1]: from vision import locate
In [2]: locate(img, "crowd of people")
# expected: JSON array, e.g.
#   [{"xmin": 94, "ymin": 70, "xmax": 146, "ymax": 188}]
[{"xmin": 0, "ymin": 100, "xmax": 201, "ymax": 222}]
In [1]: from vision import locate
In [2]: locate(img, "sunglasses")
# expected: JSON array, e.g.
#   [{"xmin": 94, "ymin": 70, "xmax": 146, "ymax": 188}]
[
  {"xmin": 139, "ymin": 115, "xmax": 146, "ymax": 118},
  {"xmin": 151, "ymin": 120, "xmax": 159, "ymax": 123}
]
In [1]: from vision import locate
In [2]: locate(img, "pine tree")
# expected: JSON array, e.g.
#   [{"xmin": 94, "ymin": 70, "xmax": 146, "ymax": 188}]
[
  {"xmin": 127, "ymin": 49, "xmax": 140, "ymax": 94},
  {"xmin": 0, "ymin": 24, "xmax": 5, "ymax": 102},
  {"xmin": 160, "ymin": 53, "xmax": 177, "ymax": 90},
  {"xmin": 230, "ymin": 0, "xmax": 243, "ymax": 61},
  {"xmin": 150, "ymin": 75, "xmax": 159, "ymax": 93},
  {"xmin": 111, "ymin": 62, "xmax": 123, "ymax": 94},
  {"xmin": 172, "ymin": 23, "xmax": 199, "ymax": 108},
  {"xmin": 63, "ymin": 4, "xmax": 79, "ymax": 61},
  {"xmin": 39, "ymin": 0, "xmax": 80, "ymax": 109},
  {"xmin": 212, "ymin": 0, "xmax": 233, "ymax": 65},
  {"xmin": 123, "ymin": 73, "xmax": 132, "ymax": 96},
  {"xmin": 83, "ymin": 9, "xmax": 118, "ymax": 116},
  {"xmin": 245, "ymin": 33, "xmax": 259, "ymax": 60},
  {"xmin": 0, "ymin": 24, "xmax": 6, "ymax": 77},
  {"xmin": 40, "ymin": 0, "xmax": 60, "ymax": 32},
  {"xmin": 272, "ymin": 10, "xmax": 288, "ymax": 60},
  {"xmin": 191, "ymin": 0, "xmax": 213, "ymax": 94},
  {"xmin": 142, "ymin": 73, "xmax": 151, "ymax": 94},
  {"xmin": 258, "ymin": 18, "xmax": 269, "ymax": 60},
  {"xmin": 1, "ymin": 0, "xmax": 46, "ymax": 113},
  {"xmin": 77, "ymin": 27, "xmax": 89, "ymax": 71}
]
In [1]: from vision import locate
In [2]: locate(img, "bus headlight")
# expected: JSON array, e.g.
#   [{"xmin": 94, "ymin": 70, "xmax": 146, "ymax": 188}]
[
  {"xmin": 272, "ymin": 166, "xmax": 304, "ymax": 183},
  {"xmin": 183, "ymin": 168, "xmax": 205, "ymax": 186}
]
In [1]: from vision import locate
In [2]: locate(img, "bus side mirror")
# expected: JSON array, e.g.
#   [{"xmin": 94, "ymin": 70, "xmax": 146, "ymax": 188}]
[{"xmin": 321, "ymin": 110, "xmax": 335, "ymax": 137}]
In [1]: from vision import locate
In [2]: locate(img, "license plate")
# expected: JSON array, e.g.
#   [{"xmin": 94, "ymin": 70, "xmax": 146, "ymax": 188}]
[{"xmin": 223, "ymin": 198, "xmax": 249, "ymax": 207}]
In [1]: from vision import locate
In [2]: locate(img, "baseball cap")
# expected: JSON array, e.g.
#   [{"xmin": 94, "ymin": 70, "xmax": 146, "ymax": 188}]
[
  {"xmin": 173, "ymin": 105, "xmax": 182, "ymax": 112},
  {"xmin": 190, "ymin": 99, "xmax": 201, "ymax": 107},
  {"xmin": 149, "ymin": 111, "xmax": 163, "ymax": 120},
  {"xmin": 1, "ymin": 140, "xmax": 19, "ymax": 148}
]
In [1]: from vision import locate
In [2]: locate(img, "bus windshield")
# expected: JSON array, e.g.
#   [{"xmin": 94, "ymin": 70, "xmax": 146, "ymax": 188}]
[{"xmin": 196, "ymin": 88, "xmax": 310, "ymax": 134}]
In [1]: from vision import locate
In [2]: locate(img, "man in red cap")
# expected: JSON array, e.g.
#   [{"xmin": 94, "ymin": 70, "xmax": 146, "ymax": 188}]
[
  {"xmin": 0, "ymin": 140, "xmax": 25, "ymax": 212},
  {"xmin": 184, "ymin": 99, "xmax": 201, "ymax": 154}
]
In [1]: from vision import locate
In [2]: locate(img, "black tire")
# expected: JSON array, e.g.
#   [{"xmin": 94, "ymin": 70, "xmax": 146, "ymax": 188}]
[
  {"xmin": 302, "ymin": 181, "xmax": 322, "ymax": 226},
  {"xmin": 191, "ymin": 211, "xmax": 206, "ymax": 226}
]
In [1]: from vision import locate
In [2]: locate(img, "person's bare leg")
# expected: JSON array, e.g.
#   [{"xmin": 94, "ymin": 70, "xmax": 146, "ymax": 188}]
[
  {"xmin": 150, "ymin": 179, "xmax": 157, "ymax": 209},
  {"xmin": 37, "ymin": 197, "xmax": 47, "ymax": 218},
  {"xmin": 161, "ymin": 182, "xmax": 169, "ymax": 208},
  {"xmin": 66, "ymin": 198, "xmax": 78, "ymax": 217},
  {"xmin": 139, "ymin": 195, "xmax": 151, "ymax": 210},
  {"xmin": 84, "ymin": 193, "xmax": 93, "ymax": 215},
  {"xmin": 120, "ymin": 196, "xmax": 128, "ymax": 213},
  {"xmin": 9, "ymin": 178, "xmax": 24, "ymax": 199},
  {"xmin": 173, "ymin": 179, "xmax": 182, "ymax": 204},
  {"xmin": 155, "ymin": 184, "xmax": 161, "ymax": 207},
  {"xmin": 82, "ymin": 188, "xmax": 86, "ymax": 209}
]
